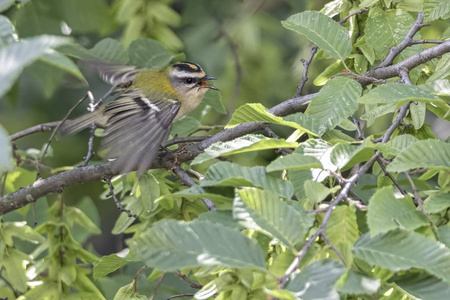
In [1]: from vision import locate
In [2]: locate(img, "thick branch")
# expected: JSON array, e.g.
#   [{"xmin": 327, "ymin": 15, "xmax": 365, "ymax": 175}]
[
  {"xmin": 364, "ymin": 40, "xmax": 450, "ymax": 82},
  {"xmin": 2, "ymin": 38, "xmax": 449, "ymax": 215}
]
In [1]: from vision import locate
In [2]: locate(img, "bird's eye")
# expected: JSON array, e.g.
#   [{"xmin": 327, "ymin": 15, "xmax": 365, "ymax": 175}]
[{"xmin": 185, "ymin": 78, "xmax": 194, "ymax": 84}]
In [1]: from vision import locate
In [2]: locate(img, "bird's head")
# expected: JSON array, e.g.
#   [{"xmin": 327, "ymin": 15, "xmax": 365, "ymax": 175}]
[{"xmin": 167, "ymin": 62, "xmax": 218, "ymax": 102}]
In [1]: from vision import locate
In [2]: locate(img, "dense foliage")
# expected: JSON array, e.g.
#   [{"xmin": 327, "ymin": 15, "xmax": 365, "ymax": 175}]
[{"xmin": 0, "ymin": 0, "xmax": 450, "ymax": 299}]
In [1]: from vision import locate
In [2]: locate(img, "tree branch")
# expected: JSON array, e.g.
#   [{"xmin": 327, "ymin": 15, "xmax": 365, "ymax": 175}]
[
  {"xmin": 9, "ymin": 122, "xmax": 61, "ymax": 141},
  {"xmin": 173, "ymin": 166, "xmax": 216, "ymax": 211},
  {"xmin": 377, "ymin": 12, "xmax": 426, "ymax": 68},
  {"xmin": 1, "ymin": 36, "xmax": 449, "ymax": 215}
]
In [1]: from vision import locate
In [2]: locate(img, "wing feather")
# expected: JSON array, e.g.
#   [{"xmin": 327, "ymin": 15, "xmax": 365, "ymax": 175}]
[
  {"xmin": 90, "ymin": 62, "xmax": 141, "ymax": 86},
  {"xmin": 101, "ymin": 89, "xmax": 180, "ymax": 174}
]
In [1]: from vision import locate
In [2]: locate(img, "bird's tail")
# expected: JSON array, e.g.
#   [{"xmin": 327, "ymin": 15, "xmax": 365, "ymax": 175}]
[{"xmin": 60, "ymin": 110, "xmax": 104, "ymax": 136}]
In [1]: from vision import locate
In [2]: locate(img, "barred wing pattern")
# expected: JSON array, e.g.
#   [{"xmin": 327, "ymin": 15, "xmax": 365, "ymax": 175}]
[{"xmin": 101, "ymin": 89, "xmax": 180, "ymax": 174}]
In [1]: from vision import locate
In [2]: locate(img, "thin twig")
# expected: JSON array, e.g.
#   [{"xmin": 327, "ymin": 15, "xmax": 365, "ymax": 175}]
[
  {"xmin": 331, "ymin": 71, "xmax": 388, "ymax": 84},
  {"xmin": 345, "ymin": 197, "xmax": 367, "ymax": 211},
  {"xmin": 339, "ymin": 8, "xmax": 369, "ymax": 24},
  {"xmin": 165, "ymin": 135, "xmax": 211, "ymax": 147},
  {"xmin": 378, "ymin": 12, "xmax": 426, "ymax": 68},
  {"xmin": 295, "ymin": 46, "xmax": 318, "ymax": 97},
  {"xmin": 82, "ymin": 124, "xmax": 97, "ymax": 166},
  {"xmin": 93, "ymin": 85, "xmax": 120, "ymax": 110},
  {"xmin": 175, "ymin": 271, "xmax": 203, "ymax": 289},
  {"xmin": 173, "ymin": 166, "xmax": 216, "ymax": 211},
  {"xmin": 260, "ymin": 124, "xmax": 292, "ymax": 155},
  {"xmin": 187, "ymin": 169, "xmax": 204, "ymax": 180},
  {"xmin": 149, "ymin": 273, "xmax": 165, "ymax": 300},
  {"xmin": 409, "ymin": 39, "xmax": 445, "ymax": 45},
  {"xmin": 167, "ymin": 294, "xmax": 195, "ymax": 300},
  {"xmin": 405, "ymin": 172, "xmax": 425, "ymax": 212},
  {"xmin": 350, "ymin": 116, "xmax": 364, "ymax": 140},
  {"xmin": 36, "ymin": 94, "xmax": 89, "ymax": 179},
  {"xmin": 105, "ymin": 178, "xmax": 138, "ymax": 218},
  {"xmin": 193, "ymin": 125, "xmax": 225, "ymax": 134},
  {"xmin": 320, "ymin": 231, "xmax": 346, "ymax": 265},
  {"xmin": 9, "ymin": 121, "xmax": 61, "ymax": 141},
  {"xmin": 133, "ymin": 265, "xmax": 148, "ymax": 294},
  {"xmin": 376, "ymin": 157, "xmax": 408, "ymax": 195}
]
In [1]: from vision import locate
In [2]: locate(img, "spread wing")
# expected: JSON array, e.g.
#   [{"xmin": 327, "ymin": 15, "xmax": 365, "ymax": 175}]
[
  {"xmin": 90, "ymin": 61, "xmax": 142, "ymax": 86},
  {"xmin": 101, "ymin": 89, "xmax": 180, "ymax": 174}
]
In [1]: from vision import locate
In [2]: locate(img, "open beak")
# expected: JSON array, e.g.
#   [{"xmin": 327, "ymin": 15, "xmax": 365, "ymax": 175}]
[{"xmin": 199, "ymin": 76, "xmax": 219, "ymax": 91}]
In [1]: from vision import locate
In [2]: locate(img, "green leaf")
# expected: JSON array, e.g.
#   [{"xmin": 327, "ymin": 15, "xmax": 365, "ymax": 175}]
[
  {"xmin": 266, "ymin": 154, "xmax": 322, "ymax": 172},
  {"xmin": 171, "ymin": 116, "xmax": 201, "ymax": 137},
  {"xmin": 289, "ymin": 170, "xmax": 313, "ymax": 200},
  {"xmin": 428, "ymin": 53, "xmax": 450, "ymax": 82},
  {"xmin": 387, "ymin": 139, "xmax": 450, "ymax": 172},
  {"xmin": 192, "ymin": 134, "xmax": 297, "ymax": 166},
  {"xmin": 196, "ymin": 210, "xmax": 240, "ymax": 230},
  {"xmin": 286, "ymin": 259, "xmax": 346, "ymax": 300},
  {"xmin": 131, "ymin": 220, "xmax": 266, "ymax": 271},
  {"xmin": 304, "ymin": 179, "xmax": 340, "ymax": 203},
  {"xmin": 59, "ymin": 38, "xmax": 129, "ymax": 63},
  {"xmin": 359, "ymin": 83, "xmax": 442, "ymax": 105},
  {"xmin": 226, "ymin": 103, "xmax": 318, "ymax": 136},
  {"xmin": 424, "ymin": 193, "xmax": 450, "ymax": 213},
  {"xmin": 365, "ymin": 8, "xmax": 423, "ymax": 60},
  {"xmin": 361, "ymin": 103, "xmax": 397, "ymax": 126},
  {"xmin": 336, "ymin": 270, "xmax": 380, "ymax": 295},
  {"xmin": 129, "ymin": 38, "xmax": 175, "ymax": 68},
  {"xmin": 0, "ymin": 126, "xmax": 11, "ymax": 172},
  {"xmin": 305, "ymin": 77, "xmax": 362, "ymax": 134},
  {"xmin": 353, "ymin": 230, "xmax": 450, "ymax": 282},
  {"xmin": 367, "ymin": 186, "xmax": 428, "ymax": 236},
  {"xmin": 138, "ymin": 174, "xmax": 159, "ymax": 212},
  {"xmin": 282, "ymin": 11, "xmax": 351, "ymax": 61},
  {"xmin": 0, "ymin": 0, "xmax": 15, "ymax": 13},
  {"xmin": 201, "ymin": 162, "xmax": 293, "ymax": 198},
  {"xmin": 394, "ymin": 273, "xmax": 450, "ymax": 300},
  {"xmin": 0, "ymin": 35, "xmax": 71, "ymax": 98},
  {"xmin": 438, "ymin": 226, "xmax": 450, "ymax": 248},
  {"xmin": 410, "ymin": 102, "xmax": 426, "ymax": 129},
  {"xmin": 39, "ymin": 51, "xmax": 87, "ymax": 84},
  {"xmin": 3, "ymin": 248, "xmax": 29, "ymax": 292},
  {"xmin": 326, "ymin": 205, "xmax": 359, "ymax": 265},
  {"xmin": 360, "ymin": 0, "xmax": 380, "ymax": 7},
  {"xmin": 424, "ymin": 0, "xmax": 450, "ymax": 21},
  {"xmin": 2, "ymin": 222, "xmax": 45, "ymax": 243},
  {"xmin": 330, "ymin": 142, "xmax": 375, "ymax": 170},
  {"xmin": 313, "ymin": 60, "xmax": 345, "ymax": 86},
  {"xmin": 283, "ymin": 112, "xmax": 325, "ymax": 135},
  {"xmin": 158, "ymin": 185, "xmax": 232, "ymax": 204},
  {"xmin": 375, "ymin": 134, "xmax": 418, "ymax": 157},
  {"xmin": 234, "ymin": 189, "xmax": 314, "ymax": 249},
  {"xmin": 65, "ymin": 206, "xmax": 102, "ymax": 234},
  {"xmin": 203, "ymin": 89, "xmax": 226, "ymax": 114},
  {"xmin": 296, "ymin": 139, "xmax": 337, "ymax": 182},
  {"xmin": 93, "ymin": 254, "xmax": 130, "ymax": 280},
  {"xmin": 0, "ymin": 15, "xmax": 16, "ymax": 46}
]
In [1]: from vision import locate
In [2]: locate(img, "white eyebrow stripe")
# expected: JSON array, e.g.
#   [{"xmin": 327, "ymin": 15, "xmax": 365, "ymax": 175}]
[
  {"xmin": 141, "ymin": 97, "xmax": 161, "ymax": 112},
  {"xmin": 171, "ymin": 69, "xmax": 205, "ymax": 78}
]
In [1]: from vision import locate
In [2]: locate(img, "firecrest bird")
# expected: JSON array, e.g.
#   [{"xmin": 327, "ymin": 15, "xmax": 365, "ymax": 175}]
[{"xmin": 60, "ymin": 61, "xmax": 218, "ymax": 175}]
